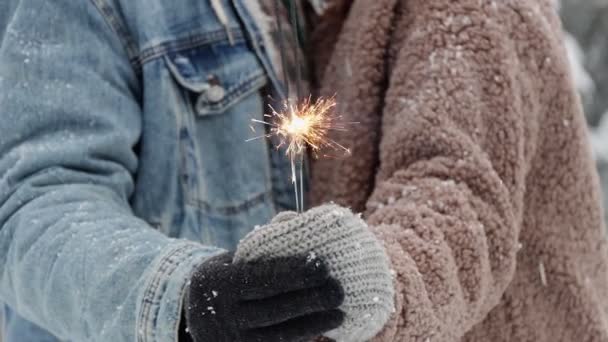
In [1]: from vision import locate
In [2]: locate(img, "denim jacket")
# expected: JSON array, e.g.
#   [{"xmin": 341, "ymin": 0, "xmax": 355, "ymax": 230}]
[{"xmin": 0, "ymin": 0, "xmax": 296, "ymax": 341}]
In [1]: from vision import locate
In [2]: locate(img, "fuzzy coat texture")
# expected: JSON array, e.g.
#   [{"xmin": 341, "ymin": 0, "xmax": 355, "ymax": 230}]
[{"xmin": 308, "ymin": 0, "xmax": 608, "ymax": 341}]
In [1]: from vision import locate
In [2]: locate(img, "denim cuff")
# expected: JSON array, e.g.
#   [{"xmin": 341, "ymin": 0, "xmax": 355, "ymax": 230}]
[{"xmin": 136, "ymin": 241, "xmax": 224, "ymax": 342}]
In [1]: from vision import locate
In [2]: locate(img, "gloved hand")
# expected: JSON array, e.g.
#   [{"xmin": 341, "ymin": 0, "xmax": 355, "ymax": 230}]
[
  {"xmin": 181, "ymin": 251, "xmax": 345, "ymax": 342},
  {"xmin": 235, "ymin": 204, "xmax": 395, "ymax": 342}
]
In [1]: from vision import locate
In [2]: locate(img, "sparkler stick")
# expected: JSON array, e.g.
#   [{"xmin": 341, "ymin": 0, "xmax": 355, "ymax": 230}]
[
  {"xmin": 289, "ymin": 0, "xmax": 305, "ymax": 212},
  {"xmin": 291, "ymin": 153, "xmax": 300, "ymax": 212},
  {"xmin": 273, "ymin": 0, "xmax": 302, "ymax": 212},
  {"xmin": 299, "ymin": 153, "xmax": 304, "ymax": 214}
]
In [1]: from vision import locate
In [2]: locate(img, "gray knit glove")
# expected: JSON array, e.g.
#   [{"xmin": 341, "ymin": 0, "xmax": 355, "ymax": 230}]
[{"xmin": 235, "ymin": 204, "xmax": 395, "ymax": 342}]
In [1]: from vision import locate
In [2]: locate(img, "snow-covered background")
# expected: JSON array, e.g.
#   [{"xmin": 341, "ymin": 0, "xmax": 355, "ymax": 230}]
[{"xmin": 560, "ymin": 0, "xmax": 608, "ymax": 224}]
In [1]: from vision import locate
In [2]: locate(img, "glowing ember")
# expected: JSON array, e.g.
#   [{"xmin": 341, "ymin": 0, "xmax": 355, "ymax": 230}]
[
  {"xmin": 285, "ymin": 116, "xmax": 308, "ymax": 136},
  {"xmin": 267, "ymin": 96, "xmax": 351, "ymax": 158}
]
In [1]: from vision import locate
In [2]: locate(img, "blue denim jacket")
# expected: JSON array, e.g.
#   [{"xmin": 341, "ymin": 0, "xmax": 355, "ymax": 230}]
[{"xmin": 0, "ymin": 0, "xmax": 297, "ymax": 341}]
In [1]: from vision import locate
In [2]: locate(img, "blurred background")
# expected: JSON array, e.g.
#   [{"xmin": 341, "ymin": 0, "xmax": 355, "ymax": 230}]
[{"xmin": 560, "ymin": 0, "xmax": 608, "ymax": 224}]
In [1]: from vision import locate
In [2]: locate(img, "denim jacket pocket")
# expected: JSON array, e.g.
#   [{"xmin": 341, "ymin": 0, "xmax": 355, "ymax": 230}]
[
  {"xmin": 163, "ymin": 39, "xmax": 275, "ymax": 249},
  {"xmin": 164, "ymin": 41, "xmax": 267, "ymax": 117}
]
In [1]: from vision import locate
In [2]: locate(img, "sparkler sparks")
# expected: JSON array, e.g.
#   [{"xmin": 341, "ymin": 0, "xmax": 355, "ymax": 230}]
[{"xmin": 248, "ymin": 96, "xmax": 354, "ymax": 212}]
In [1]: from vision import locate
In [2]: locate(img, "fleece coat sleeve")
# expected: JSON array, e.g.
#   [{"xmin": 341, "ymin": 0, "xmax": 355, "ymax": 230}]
[
  {"xmin": 363, "ymin": 1, "xmax": 560, "ymax": 340},
  {"xmin": 310, "ymin": 0, "xmax": 577, "ymax": 340}
]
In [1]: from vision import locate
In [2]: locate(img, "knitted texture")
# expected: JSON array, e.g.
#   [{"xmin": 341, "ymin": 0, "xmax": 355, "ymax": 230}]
[{"xmin": 234, "ymin": 204, "xmax": 395, "ymax": 342}]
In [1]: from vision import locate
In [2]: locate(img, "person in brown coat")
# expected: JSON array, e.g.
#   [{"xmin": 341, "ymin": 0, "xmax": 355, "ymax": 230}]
[{"xmin": 309, "ymin": 0, "xmax": 608, "ymax": 340}]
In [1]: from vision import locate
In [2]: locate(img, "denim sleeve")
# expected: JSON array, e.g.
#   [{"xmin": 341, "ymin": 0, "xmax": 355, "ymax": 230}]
[{"xmin": 0, "ymin": 1, "xmax": 223, "ymax": 341}]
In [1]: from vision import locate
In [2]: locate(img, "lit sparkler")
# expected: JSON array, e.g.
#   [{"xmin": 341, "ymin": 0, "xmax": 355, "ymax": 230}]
[
  {"xmin": 248, "ymin": 96, "xmax": 353, "ymax": 212},
  {"xmin": 250, "ymin": 0, "xmax": 353, "ymax": 212}
]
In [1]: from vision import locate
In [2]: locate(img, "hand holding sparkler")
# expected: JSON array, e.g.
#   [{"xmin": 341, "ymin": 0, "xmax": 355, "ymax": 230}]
[
  {"xmin": 242, "ymin": 2, "xmax": 393, "ymax": 335},
  {"xmin": 235, "ymin": 204, "xmax": 395, "ymax": 342}
]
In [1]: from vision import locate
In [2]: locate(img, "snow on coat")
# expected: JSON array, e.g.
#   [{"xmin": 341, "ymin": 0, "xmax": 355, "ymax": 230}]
[{"xmin": 310, "ymin": 0, "xmax": 608, "ymax": 341}]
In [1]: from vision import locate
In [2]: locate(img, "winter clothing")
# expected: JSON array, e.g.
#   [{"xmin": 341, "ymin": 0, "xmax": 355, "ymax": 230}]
[
  {"xmin": 183, "ymin": 252, "xmax": 344, "ymax": 342},
  {"xmin": 0, "ymin": 0, "xmax": 299, "ymax": 341},
  {"xmin": 310, "ymin": 0, "xmax": 608, "ymax": 341},
  {"xmin": 235, "ymin": 204, "xmax": 394, "ymax": 342}
]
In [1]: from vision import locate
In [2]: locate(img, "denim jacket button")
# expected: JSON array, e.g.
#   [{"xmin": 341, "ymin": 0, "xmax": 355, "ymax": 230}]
[
  {"xmin": 195, "ymin": 85, "xmax": 226, "ymax": 115},
  {"xmin": 205, "ymin": 84, "xmax": 226, "ymax": 103}
]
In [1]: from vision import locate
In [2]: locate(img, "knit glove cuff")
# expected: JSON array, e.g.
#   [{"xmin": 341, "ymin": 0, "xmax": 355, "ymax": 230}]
[{"xmin": 235, "ymin": 204, "xmax": 395, "ymax": 342}]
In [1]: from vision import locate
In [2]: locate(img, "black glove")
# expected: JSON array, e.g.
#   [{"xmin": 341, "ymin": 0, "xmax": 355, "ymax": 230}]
[{"xmin": 181, "ymin": 252, "xmax": 345, "ymax": 342}]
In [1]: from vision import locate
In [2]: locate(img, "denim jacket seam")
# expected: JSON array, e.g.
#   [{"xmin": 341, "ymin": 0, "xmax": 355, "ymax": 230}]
[
  {"xmin": 137, "ymin": 28, "xmax": 246, "ymax": 66},
  {"xmin": 230, "ymin": 0, "xmax": 285, "ymax": 100},
  {"xmin": 138, "ymin": 251, "xmax": 172, "ymax": 342},
  {"xmin": 89, "ymin": 0, "xmax": 141, "ymax": 71},
  {"xmin": 138, "ymin": 244, "xmax": 197, "ymax": 342},
  {"xmin": 186, "ymin": 190, "xmax": 273, "ymax": 215}
]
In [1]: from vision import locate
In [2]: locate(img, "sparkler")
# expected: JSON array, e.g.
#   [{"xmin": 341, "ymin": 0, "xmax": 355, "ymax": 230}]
[
  {"xmin": 248, "ymin": 96, "xmax": 353, "ymax": 212},
  {"xmin": 246, "ymin": 0, "xmax": 353, "ymax": 212}
]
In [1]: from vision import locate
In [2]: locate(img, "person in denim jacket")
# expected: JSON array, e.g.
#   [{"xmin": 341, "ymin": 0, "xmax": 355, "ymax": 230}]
[{"xmin": 0, "ymin": 0, "xmax": 352, "ymax": 341}]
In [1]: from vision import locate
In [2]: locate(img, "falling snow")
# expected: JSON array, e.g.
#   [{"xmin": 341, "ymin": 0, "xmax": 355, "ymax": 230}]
[{"xmin": 538, "ymin": 262, "xmax": 548, "ymax": 287}]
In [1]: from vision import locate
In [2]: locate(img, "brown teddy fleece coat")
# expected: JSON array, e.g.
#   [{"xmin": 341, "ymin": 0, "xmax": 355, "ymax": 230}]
[{"xmin": 308, "ymin": 0, "xmax": 608, "ymax": 341}]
